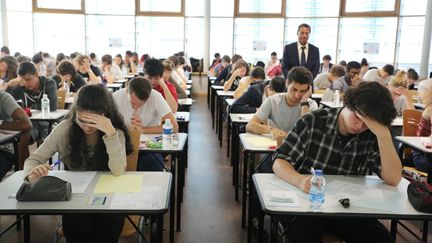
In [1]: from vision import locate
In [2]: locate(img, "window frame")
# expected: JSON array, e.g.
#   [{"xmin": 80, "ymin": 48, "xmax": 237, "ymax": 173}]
[
  {"xmin": 234, "ymin": 0, "xmax": 286, "ymax": 18},
  {"xmin": 135, "ymin": 0, "xmax": 185, "ymax": 17},
  {"xmin": 340, "ymin": 0, "xmax": 401, "ymax": 17},
  {"xmin": 32, "ymin": 0, "xmax": 85, "ymax": 14}
]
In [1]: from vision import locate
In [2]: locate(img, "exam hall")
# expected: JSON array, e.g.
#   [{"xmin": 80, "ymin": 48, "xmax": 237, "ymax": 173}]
[{"xmin": 1, "ymin": 0, "xmax": 432, "ymax": 243}]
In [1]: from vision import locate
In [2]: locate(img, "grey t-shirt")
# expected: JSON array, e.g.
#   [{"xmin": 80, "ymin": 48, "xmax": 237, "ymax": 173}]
[
  {"xmin": 331, "ymin": 76, "xmax": 350, "ymax": 92},
  {"xmin": 0, "ymin": 91, "xmax": 20, "ymax": 122},
  {"xmin": 394, "ymin": 95, "xmax": 408, "ymax": 116},
  {"xmin": 255, "ymin": 93, "xmax": 318, "ymax": 132}
]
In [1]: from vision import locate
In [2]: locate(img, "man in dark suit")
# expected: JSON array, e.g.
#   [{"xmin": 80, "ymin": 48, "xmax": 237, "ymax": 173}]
[{"xmin": 282, "ymin": 23, "xmax": 320, "ymax": 79}]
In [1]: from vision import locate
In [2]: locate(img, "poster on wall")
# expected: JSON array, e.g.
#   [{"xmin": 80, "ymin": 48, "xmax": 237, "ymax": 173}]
[
  {"xmin": 109, "ymin": 38, "xmax": 122, "ymax": 48},
  {"xmin": 363, "ymin": 42, "xmax": 379, "ymax": 54},
  {"xmin": 253, "ymin": 41, "xmax": 267, "ymax": 51}
]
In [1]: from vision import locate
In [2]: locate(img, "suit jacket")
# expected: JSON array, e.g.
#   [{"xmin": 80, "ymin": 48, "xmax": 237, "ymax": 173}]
[
  {"xmin": 229, "ymin": 81, "xmax": 268, "ymax": 114},
  {"xmin": 282, "ymin": 42, "xmax": 320, "ymax": 79}
]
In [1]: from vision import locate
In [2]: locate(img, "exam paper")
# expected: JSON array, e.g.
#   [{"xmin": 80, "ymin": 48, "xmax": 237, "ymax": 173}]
[
  {"xmin": 110, "ymin": 186, "xmax": 162, "ymax": 209},
  {"xmin": 93, "ymin": 174, "xmax": 144, "ymax": 194},
  {"xmin": 246, "ymin": 136, "xmax": 276, "ymax": 148},
  {"xmin": 49, "ymin": 171, "xmax": 96, "ymax": 194},
  {"xmin": 265, "ymin": 190, "xmax": 300, "ymax": 207}
]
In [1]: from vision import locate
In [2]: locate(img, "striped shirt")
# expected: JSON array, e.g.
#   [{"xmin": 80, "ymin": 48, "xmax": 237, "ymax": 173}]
[{"xmin": 273, "ymin": 108, "xmax": 382, "ymax": 176}]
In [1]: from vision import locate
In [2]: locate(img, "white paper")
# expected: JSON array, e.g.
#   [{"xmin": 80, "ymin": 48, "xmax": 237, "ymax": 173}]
[
  {"xmin": 49, "ymin": 171, "xmax": 96, "ymax": 194},
  {"xmin": 265, "ymin": 191, "xmax": 300, "ymax": 207},
  {"xmin": 110, "ymin": 186, "xmax": 162, "ymax": 209}
]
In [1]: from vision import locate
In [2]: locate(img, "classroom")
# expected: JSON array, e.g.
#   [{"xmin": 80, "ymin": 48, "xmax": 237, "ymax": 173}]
[{"xmin": 0, "ymin": 0, "xmax": 432, "ymax": 242}]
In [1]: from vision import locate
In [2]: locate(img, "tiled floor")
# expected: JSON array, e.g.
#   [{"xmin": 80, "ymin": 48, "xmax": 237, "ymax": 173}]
[{"xmin": 0, "ymin": 96, "xmax": 430, "ymax": 243}]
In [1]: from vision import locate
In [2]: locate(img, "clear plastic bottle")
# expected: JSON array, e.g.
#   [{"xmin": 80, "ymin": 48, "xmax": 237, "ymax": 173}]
[
  {"xmin": 162, "ymin": 119, "xmax": 173, "ymax": 148},
  {"xmin": 333, "ymin": 90, "xmax": 340, "ymax": 106},
  {"xmin": 63, "ymin": 81, "xmax": 70, "ymax": 97},
  {"xmin": 41, "ymin": 94, "xmax": 50, "ymax": 118},
  {"xmin": 309, "ymin": 169, "xmax": 326, "ymax": 211}
]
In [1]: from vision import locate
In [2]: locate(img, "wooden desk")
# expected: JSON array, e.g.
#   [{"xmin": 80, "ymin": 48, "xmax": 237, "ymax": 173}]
[{"xmin": 178, "ymin": 98, "xmax": 193, "ymax": 112}]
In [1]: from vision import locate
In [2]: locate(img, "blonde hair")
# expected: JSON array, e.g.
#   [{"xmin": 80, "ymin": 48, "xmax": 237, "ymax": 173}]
[
  {"xmin": 389, "ymin": 70, "xmax": 407, "ymax": 88},
  {"xmin": 230, "ymin": 59, "xmax": 249, "ymax": 74},
  {"xmin": 162, "ymin": 59, "xmax": 175, "ymax": 72},
  {"xmin": 73, "ymin": 55, "xmax": 90, "ymax": 67}
]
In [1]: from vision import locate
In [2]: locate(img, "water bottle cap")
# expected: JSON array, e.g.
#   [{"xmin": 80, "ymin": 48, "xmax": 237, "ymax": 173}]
[
  {"xmin": 43, "ymin": 94, "xmax": 48, "ymax": 98},
  {"xmin": 315, "ymin": 170, "xmax": 323, "ymax": 176}
]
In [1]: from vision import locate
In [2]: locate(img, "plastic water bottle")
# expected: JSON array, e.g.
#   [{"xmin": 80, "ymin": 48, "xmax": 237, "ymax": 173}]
[
  {"xmin": 63, "ymin": 81, "xmax": 70, "ymax": 97},
  {"xmin": 41, "ymin": 94, "xmax": 50, "ymax": 118},
  {"xmin": 162, "ymin": 119, "xmax": 173, "ymax": 147},
  {"xmin": 333, "ymin": 90, "xmax": 340, "ymax": 106},
  {"xmin": 309, "ymin": 169, "xmax": 326, "ymax": 211}
]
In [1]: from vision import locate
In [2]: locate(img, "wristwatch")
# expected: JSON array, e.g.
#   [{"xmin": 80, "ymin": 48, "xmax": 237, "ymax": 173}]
[{"xmin": 300, "ymin": 101, "xmax": 309, "ymax": 107}]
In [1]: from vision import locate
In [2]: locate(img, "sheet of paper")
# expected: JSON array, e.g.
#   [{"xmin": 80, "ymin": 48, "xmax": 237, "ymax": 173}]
[
  {"xmin": 110, "ymin": 186, "xmax": 162, "ymax": 209},
  {"xmin": 93, "ymin": 174, "xmax": 144, "ymax": 194},
  {"xmin": 264, "ymin": 190, "xmax": 300, "ymax": 207},
  {"xmin": 246, "ymin": 136, "xmax": 276, "ymax": 148},
  {"xmin": 48, "ymin": 171, "xmax": 96, "ymax": 194}
]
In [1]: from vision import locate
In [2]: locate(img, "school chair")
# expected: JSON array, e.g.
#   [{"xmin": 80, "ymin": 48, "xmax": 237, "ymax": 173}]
[
  {"xmin": 399, "ymin": 109, "xmax": 422, "ymax": 162},
  {"xmin": 56, "ymin": 89, "xmax": 66, "ymax": 110},
  {"xmin": 408, "ymin": 90, "xmax": 419, "ymax": 104}
]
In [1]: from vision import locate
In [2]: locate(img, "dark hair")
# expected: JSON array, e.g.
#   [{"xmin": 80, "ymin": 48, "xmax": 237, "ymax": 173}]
[
  {"xmin": 214, "ymin": 53, "xmax": 220, "ymax": 58},
  {"xmin": 297, "ymin": 23, "xmax": 311, "ymax": 33},
  {"xmin": 323, "ymin": 55, "xmax": 331, "ymax": 61},
  {"xmin": 330, "ymin": 65, "xmax": 346, "ymax": 78},
  {"xmin": 169, "ymin": 56, "xmax": 179, "ymax": 67},
  {"xmin": 271, "ymin": 52, "xmax": 277, "ymax": 56},
  {"xmin": 287, "ymin": 66, "xmax": 313, "ymax": 85},
  {"xmin": 14, "ymin": 52, "xmax": 21, "ymax": 57},
  {"xmin": 115, "ymin": 54, "xmax": 125, "ymax": 67},
  {"xmin": 361, "ymin": 58, "xmax": 368, "ymax": 66},
  {"xmin": 1, "ymin": 46, "xmax": 10, "ymax": 54},
  {"xmin": 382, "ymin": 64, "xmax": 395, "ymax": 76},
  {"xmin": 177, "ymin": 56, "xmax": 185, "ymax": 65},
  {"xmin": 407, "ymin": 68, "xmax": 419, "ymax": 81},
  {"xmin": 255, "ymin": 61, "xmax": 265, "ymax": 69},
  {"xmin": 222, "ymin": 55, "xmax": 231, "ymax": 63},
  {"xmin": 67, "ymin": 85, "xmax": 133, "ymax": 170},
  {"xmin": 16, "ymin": 55, "xmax": 30, "ymax": 64},
  {"xmin": 346, "ymin": 61, "xmax": 361, "ymax": 72},
  {"xmin": 339, "ymin": 60, "xmax": 347, "ymax": 66},
  {"xmin": 32, "ymin": 53, "xmax": 43, "ymax": 64},
  {"xmin": 144, "ymin": 58, "xmax": 164, "ymax": 77},
  {"xmin": 343, "ymin": 82, "xmax": 396, "ymax": 126},
  {"xmin": 18, "ymin": 61, "xmax": 37, "ymax": 76},
  {"xmin": 231, "ymin": 54, "xmax": 242, "ymax": 64},
  {"xmin": 128, "ymin": 77, "xmax": 152, "ymax": 101},
  {"xmin": 125, "ymin": 50, "xmax": 132, "ymax": 57},
  {"xmin": 57, "ymin": 60, "xmax": 78, "ymax": 79},
  {"xmin": 269, "ymin": 76, "xmax": 286, "ymax": 92},
  {"xmin": 70, "ymin": 52, "xmax": 79, "ymax": 60},
  {"xmin": 56, "ymin": 53, "xmax": 67, "ymax": 66},
  {"xmin": 0, "ymin": 55, "xmax": 18, "ymax": 81},
  {"xmin": 101, "ymin": 54, "xmax": 112, "ymax": 65},
  {"xmin": 251, "ymin": 66, "xmax": 265, "ymax": 80},
  {"xmin": 89, "ymin": 53, "xmax": 96, "ymax": 59}
]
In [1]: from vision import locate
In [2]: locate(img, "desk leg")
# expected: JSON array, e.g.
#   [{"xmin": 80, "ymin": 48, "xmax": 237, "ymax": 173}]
[
  {"xmin": 207, "ymin": 79, "xmax": 211, "ymax": 108},
  {"xmin": 218, "ymin": 98, "xmax": 223, "ymax": 147},
  {"xmin": 211, "ymin": 89, "xmax": 216, "ymax": 129},
  {"xmin": 423, "ymin": 220, "xmax": 429, "ymax": 242},
  {"xmin": 215, "ymin": 95, "xmax": 219, "ymax": 134},
  {"xmin": 242, "ymin": 151, "xmax": 248, "ymax": 228},
  {"xmin": 247, "ymin": 160, "xmax": 254, "ymax": 243},
  {"xmin": 258, "ymin": 201, "xmax": 264, "ymax": 243},
  {"xmin": 227, "ymin": 115, "xmax": 231, "ymax": 157},
  {"xmin": 150, "ymin": 214, "xmax": 163, "ymax": 243},
  {"xmin": 169, "ymin": 157, "xmax": 176, "ymax": 243},
  {"xmin": 390, "ymin": 219, "xmax": 397, "ymax": 243},
  {"xmin": 175, "ymin": 153, "xmax": 182, "ymax": 232},
  {"xmin": 23, "ymin": 215, "xmax": 30, "ymax": 243}
]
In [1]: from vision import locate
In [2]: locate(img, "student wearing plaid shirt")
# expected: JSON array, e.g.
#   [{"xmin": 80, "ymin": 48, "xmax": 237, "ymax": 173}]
[{"xmin": 273, "ymin": 82, "xmax": 402, "ymax": 243}]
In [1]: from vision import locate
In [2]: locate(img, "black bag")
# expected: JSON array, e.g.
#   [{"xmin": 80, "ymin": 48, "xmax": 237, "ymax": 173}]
[
  {"xmin": 407, "ymin": 180, "xmax": 432, "ymax": 213},
  {"xmin": 16, "ymin": 176, "xmax": 72, "ymax": 201}
]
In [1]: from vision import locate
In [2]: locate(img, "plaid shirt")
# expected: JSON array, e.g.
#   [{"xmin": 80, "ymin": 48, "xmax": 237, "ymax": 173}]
[{"xmin": 273, "ymin": 108, "xmax": 382, "ymax": 176}]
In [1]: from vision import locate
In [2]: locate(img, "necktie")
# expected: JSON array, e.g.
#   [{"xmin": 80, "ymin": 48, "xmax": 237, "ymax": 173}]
[{"xmin": 300, "ymin": 46, "xmax": 306, "ymax": 66}]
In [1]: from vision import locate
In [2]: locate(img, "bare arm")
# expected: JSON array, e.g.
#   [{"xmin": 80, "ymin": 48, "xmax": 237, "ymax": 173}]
[
  {"xmin": 0, "ymin": 107, "xmax": 32, "ymax": 132},
  {"xmin": 223, "ymin": 69, "xmax": 240, "ymax": 92},
  {"xmin": 246, "ymin": 115, "xmax": 286, "ymax": 139},
  {"xmin": 158, "ymin": 78, "xmax": 178, "ymax": 113},
  {"xmin": 273, "ymin": 158, "xmax": 312, "ymax": 193},
  {"xmin": 233, "ymin": 77, "xmax": 251, "ymax": 99}
]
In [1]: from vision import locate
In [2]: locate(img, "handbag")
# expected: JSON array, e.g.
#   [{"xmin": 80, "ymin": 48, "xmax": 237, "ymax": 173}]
[
  {"xmin": 16, "ymin": 176, "xmax": 72, "ymax": 201},
  {"xmin": 407, "ymin": 179, "xmax": 432, "ymax": 213}
]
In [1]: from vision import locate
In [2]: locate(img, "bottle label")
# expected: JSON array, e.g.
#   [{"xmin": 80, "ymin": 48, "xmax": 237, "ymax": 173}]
[{"xmin": 163, "ymin": 128, "xmax": 172, "ymax": 135}]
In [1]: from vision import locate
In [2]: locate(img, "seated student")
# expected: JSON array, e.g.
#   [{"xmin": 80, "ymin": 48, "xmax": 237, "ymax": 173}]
[
  {"xmin": 267, "ymin": 63, "xmax": 282, "ymax": 78},
  {"xmin": 163, "ymin": 59, "xmax": 187, "ymax": 99},
  {"xmin": 388, "ymin": 70, "xmax": 414, "ymax": 116},
  {"xmin": 407, "ymin": 68, "xmax": 419, "ymax": 90},
  {"xmin": 417, "ymin": 77, "xmax": 432, "ymax": 103},
  {"xmin": 233, "ymin": 66, "xmax": 266, "ymax": 99},
  {"xmin": 273, "ymin": 82, "xmax": 401, "ymax": 243},
  {"xmin": 100, "ymin": 54, "xmax": 123, "ymax": 83},
  {"xmin": 230, "ymin": 76, "xmax": 285, "ymax": 114},
  {"xmin": 113, "ymin": 77, "xmax": 179, "ymax": 171},
  {"xmin": 329, "ymin": 61, "xmax": 362, "ymax": 94},
  {"xmin": 24, "ymin": 84, "xmax": 132, "ymax": 243},
  {"xmin": 209, "ymin": 52, "xmax": 221, "ymax": 71},
  {"xmin": 211, "ymin": 55, "xmax": 230, "ymax": 77},
  {"xmin": 318, "ymin": 54, "xmax": 333, "ymax": 74},
  {"xmin": 246, "ymin": 67, "xmax": 318, "ymax": 141},
  {"xmin": 213, "ymin": 54, "xmax": 242, "ymax": 85},
  {"xmin": 129, "ymin": 52, "xmax": 139, "ymax": 74},
  {"xmin": 144, "ymin": 58, "xmax": 178, "ymax": 113},
  {"xmin": 363, "ymin": 64, "xmax": 394, "ymax": 85},
  {"xmin": 313, "ymin": 64, "xmax": 346, "ymax": 90},
  {"xmin": 114, "ymin": 54, "xmax": 128, "ymax": 76},
  {"xmin": 223, "ymin": 59, "xmax": 249, "ymax": 92},
  {"xmin": 169, "ymin": 56, "xmax": 188, "ymax": 91},
  {"xmin": 9, "ymin": 62, "xmax": 57, "ymax": 143},
  {"xmin": 32, "ymin": 53, "xmax": 47, "ymax": 77},
  {"xmin": 264, "ymin": 52, "xmax": 279, "ymax": 76},
  {"xmin": 51, "ymin": 60, "xmax": 86, "ymax": 93},
  {"xmin": 74, "ymin": 54, "xmax": 102, "ymax": 84},
  {"xmin": 359, "ymin": 58, "xmax": 369, "ymax": 78},
  {"xmin": 0, "ymin": 91, "xmax": 32, "ymax": 177},
  {"xmin": 0, "ymin": 55, "xmax": 21, "ymax": 91}
]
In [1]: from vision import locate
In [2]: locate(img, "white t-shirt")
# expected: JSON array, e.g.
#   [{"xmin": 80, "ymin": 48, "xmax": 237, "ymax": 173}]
[
  {"xmin": 113, "ymin": 88, "xmax": 172, "ymax": 128},
  {"xmin": 418, "ymin": 78, "xmax": 432, "ymax": 103}
]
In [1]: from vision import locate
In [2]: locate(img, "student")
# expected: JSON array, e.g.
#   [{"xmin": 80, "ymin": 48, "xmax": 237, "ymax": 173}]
[
  {"xmin": 388, "ymin": 70, "xmax": 414, "ymax": 116},
  {"xmin": 114, "ymin": 54, "xmax": 128, "ymax": 76},
  {"xmin": 24, "ymin": 84, "xmax": 133, "ymax": 243},
  {"xmin": 223, "ymin": 59, "xmax": 249, "ymax": 92},
  {"xmin": 0, "ymin": 55, "xmax": 21, "ymax": 90},
  {"xmin": 318, "ymin": 54, "xmax": 333, "ymax": 74},
  {"xmin": 211, "ymin": 55, "xmax": 230, "ymax": 77},
  {"xmin": 0, "ymin": 46, "xmax": 10, "ymax": 57},
  {"xmin": 113, "ymin": 77, "xmax": 178, "ymax": 171},
  {"xmin": 413, "ymin": 86, "xmax": 432, "ymax": 173},
  {"xmin": 163, "ymin": 59, "xmax": 187, "ymax": 99},
  {"xmin": 100, "ymin": 54, "xmax": 123, "ymax": 83},
  {"xmin": 407, "ymin": 68, "xmax": 419, "ymax": 90},
  {"xmin": 9, "ymin": 62, "xmax": 57, "ymax": 143},
  {"xmin": 32, "ymin": 53, "xmax": 47, "ymax": 77},
  {"xmin": 52, "ymin": 60, "xmax": 86, "ymax": 93},
  {"xmin": 273, "ymin": 82, "xmax": 401, "ymax": 243},
  {"xmin": 209, "ymin": 52, "xmax": 221, "ymax": 71},
  {"xmin": 74, "ymin": 55, "xmax": 102, "ymax": 84},
  {"xmin": 169, "ymin": 55, "xmax": 187, "ymax": 90},
  {"xmin": 144, "ymin": 58, "xmax": 178, "ymax": 113},
  {"xmin": 0, "ymin": 91, "xmax": 31, "ymax": 176},
  {"xmin": 359, "ymin": 58, "xmax": 369, "ymax": 78},
  {"xmin": 363, "ymin": 64, "xmax": 394, "ymax": 85},
  {"xmin": 330, "ymin": 61, "xmax": 362, "ymax": 93},
  {"xmin": 230, "ymin": 76, "xmax": 285, "ymax": 114},
  {"xmin": 264, "ymin": 52, "xmax": 279, "ymax": 76},
  {"xmin": 214, "ymin": 54, "xmax": 242, "ymax": 85},
  {"xmin": 233, "ymin": 66, "xmax": 266, "ymax": 100},
  {"xmin": 246, "ymin": 66, "xmax": 318, "ymax": 140},
  {"xmin": 313, "ymin": 64, "xmax": 345, "ymax": 90}
]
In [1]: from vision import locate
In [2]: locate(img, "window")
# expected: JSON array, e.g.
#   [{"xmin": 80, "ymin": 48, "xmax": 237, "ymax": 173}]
[
  {"xmin": 6, "ymin": 12, "xmax": 33, "ymax": 56},
  {"xmin": 85, "ymin": 0, "xmax": 135, "ymax": 15},
  {"xmin": 6, "ymin": 0, "xmax": 32, "ymax": 12},
  {"xmin": 235, "ymin": 0, "xmax": 285, "ymax": 17},
  {"xmin": 185, "ymin": 0, "xmax": 204, "ymax": 17},
  {"xmin": 185, "ymin": 18, "xmax": 204, "ymax": 58},
  {"xmin": 400, "ymin": 0, "xmax": 427, "ymax": 16},
  {"xmin": 135, "ymin": 17, "xmax": 184, "ymax": 58},
  {"xmin": 338, "ymin": 18, "xmax": 397, "ymax": 67},
  {"xmin": 285, "ymin": 18, "xmax": 338, "ymax": 61},
  {"xmin": 341, "ymin": 0, "xmax": 399, "ymax": 16},
  {"xmin": 86, "ymin": 15, "xmax": 136, "ymax": 58},
  {"xmin": 137, "ymin": 0, "xmax": 184, "ymax": 16},
  {"xmin": 233, "ymin": 18, "xmax": 284, "ymax": 64},
  {"xmin": 33, "ymin": 0, "xmax": 84, "ymax": 14},
  {"xmin": 286, "ymin": 0, "xmax": 339, "ymax": 17},
  {"xmin": 211, "ymin": 0, "xmax": 234, "ymax": 17},
  {"xmin": 396, "ymin": 17, "xmax": 424, "ymax": 71},
  {"xmin": 210, "ymin": 18, "xmax": 234, "ymax": 58}
]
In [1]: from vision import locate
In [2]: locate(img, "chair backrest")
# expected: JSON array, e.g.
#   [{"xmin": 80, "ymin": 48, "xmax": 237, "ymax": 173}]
[
  {"xmin": 402, "ymin": 109, "xmax": 422, "ymax": 136},
  {"xmin": 57, "ymin": 89, "xmax": 66, "ymax": 109},
  {"xmin": 126, "ymin": 129, "xmax": 140, "ymax": 172},
  {"xmin": 408, "ymin": 90, "xmax": 419, "ymax": 104}
]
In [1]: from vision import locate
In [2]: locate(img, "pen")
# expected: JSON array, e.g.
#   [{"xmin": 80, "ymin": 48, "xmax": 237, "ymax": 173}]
[{"xmin": 51, "ymin": 160, "xmax": 61, "ymax": 169}]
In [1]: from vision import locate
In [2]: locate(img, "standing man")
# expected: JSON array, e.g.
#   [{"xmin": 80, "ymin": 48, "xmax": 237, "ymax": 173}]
[{"xmin": 282, "ymin": 23, "xmax": 320, "ymax": 79}]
